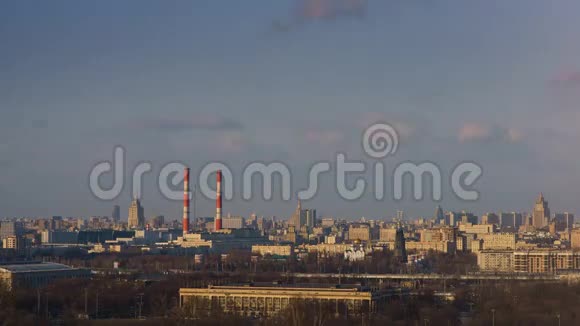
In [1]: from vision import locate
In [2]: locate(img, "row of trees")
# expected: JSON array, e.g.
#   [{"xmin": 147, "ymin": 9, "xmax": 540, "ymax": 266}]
[
  {"xmin": 37, "ymin": 248, "xmax": 480, "ymax": 276},
  {"xmin": 1, "ymin": 274, "xmax": 580, "ymax": 325}
]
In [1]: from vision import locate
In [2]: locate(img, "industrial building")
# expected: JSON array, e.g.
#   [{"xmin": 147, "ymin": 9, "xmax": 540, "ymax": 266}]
[
  {"xmin": 180, "ymin": 284, "xmax": 381, "ymax": 317},
  {"xmin": 177, "ymin": 229, "xmax": 270, "ymax": 253},
  {"xmin": 0, "ymin": 261, "xmax": 91, "ymax": 289}
]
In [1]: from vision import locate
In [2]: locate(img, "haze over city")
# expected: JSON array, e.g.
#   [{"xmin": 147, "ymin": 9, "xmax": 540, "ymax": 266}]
[
  {"xmin": 2, "ymin": 1, "xmax": 580, "ymax": 219},
  {"xmin": 5, "ymin": 2, "xmax": 580, "ymax": 326}
]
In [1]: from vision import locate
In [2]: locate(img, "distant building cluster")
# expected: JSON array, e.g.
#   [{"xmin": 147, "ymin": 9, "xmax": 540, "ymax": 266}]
[{"xmin": 1, "ymin": 191, "xmax": 579, "ymax": 279}]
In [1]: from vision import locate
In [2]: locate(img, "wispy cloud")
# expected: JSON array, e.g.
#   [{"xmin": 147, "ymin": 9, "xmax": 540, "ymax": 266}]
[
  {"xmin": 298, "ymin": 0, "xmax": 367, "ymax": 20},
  {"xmin": 549, "ymin": 70, "xmax": 580, "ymax": 88},
  {"xmin": 135, "ymin": 115, "xmax": 243, "ymax": 132},
  {"xmin": 305, "ymin": 130, "xmax": 344, "ymax": 146},
  {"xmin": 357, "ymin": 112, "xmax": 416, "ymax": 139},
  {"xmin": 215, "ymin": 132, "xmax": 247, "ymax": 154},
  {"xmin": 458, "ymin": 123, "xmax": 523, "ymax": 143},
  {"xmin": 271, "ymin": 0, "xmax": 367, "ymax": 33}
]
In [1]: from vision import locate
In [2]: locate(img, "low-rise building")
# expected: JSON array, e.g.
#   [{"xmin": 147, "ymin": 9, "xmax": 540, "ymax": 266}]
[
  {"xmin": 304, "ymin": 243, "xmax": 352, "ymax": 256},
  {"xmin": 379, "ymin": 228, "xmax": 397, "ymax": 242},
  {"xmin": 180, "ymin": 284, "xmax": 380, "ymax": 317},
  {"xmin": 477, "ymin": 250, "xmax": 514, "ymax": 272},
  {"xmin": 222, "ymin": 216, "xmax": 245, "ymax": 230},
  {"xmin": 478, "ymin": 249, "xmax": 580, "ymax": 274},
  {"xmin": 403, "ymin": 241, "xmax": 456, "ymax": 254},
  {"xmin": 459, "ymin": 223, "xmax": 494, "ymax": 235},
  {"xmin": 480, "ymin": 233, "xmax": 516, "ymax": 250},
  {"xmin": 177, "ymin": 229, "xmax": 270, "ymax": 253},
  {"xmin": 251, "ymin": 245, "xmax": 293, "ymax": 257},
  {"xmin": 514, "ymin": 250, "xmax": 580, "ymax": 274},
  {"xmin": 0, "ymin": 261, "xmax": 91, "ymax": 289},
  {"xmin": 348, "ymin": 224, "xmax": 371, "ymax": 242}
]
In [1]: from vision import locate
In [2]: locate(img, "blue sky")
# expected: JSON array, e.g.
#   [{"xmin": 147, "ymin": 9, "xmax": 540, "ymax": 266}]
[{"xmin": 2, "ymin": 1, "xmax": 580, "ymax": 220}]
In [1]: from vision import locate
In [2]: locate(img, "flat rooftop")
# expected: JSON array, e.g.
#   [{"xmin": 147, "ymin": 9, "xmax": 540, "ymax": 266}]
[
  {"xmin": 217, "ymin": 283, "xmax": 368, "ymax": 291},
  {"xmin": 0, "ymin": 262, "xmax": 78, "ymax": 273},
  {"xmin": 180, "ymin": 283, "xmax": 378, "ymax": 301}
]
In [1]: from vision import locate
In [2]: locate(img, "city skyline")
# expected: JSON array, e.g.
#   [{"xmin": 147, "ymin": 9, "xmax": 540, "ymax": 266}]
[
  {"xmin": 3, "ymin": 3, "xmax": 580, "ymax": 325},
  {"xmin": 2, "ymin": 1, "xmax": 580, "ymax": 218}
]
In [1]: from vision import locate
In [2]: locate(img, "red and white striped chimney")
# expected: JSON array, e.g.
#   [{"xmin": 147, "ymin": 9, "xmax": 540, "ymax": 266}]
[
  {"xmin": 183, "ymin": 167, "xmax": 190, "ymax": 236},
  {"xmin": 215, "ymin": 170, "xmax": 223, "ymax": 231}
]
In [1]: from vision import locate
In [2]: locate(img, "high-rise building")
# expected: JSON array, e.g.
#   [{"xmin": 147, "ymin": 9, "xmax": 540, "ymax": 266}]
[
  {"xmin": 147, "ymin": 215, "xmax": 165, "ymax": 228},
  {"xmin": 459, "ymin": 211, "xmax": 478, "ymax": 225},
  {"xmin": 127, "ymin": 198, "xmax": 145, "ymax": 229},
  {"xmin": 434, "ymin": 205, "xmax": 445, "ymax": 224},
  {"xmin": 396, "ymin": 210, "xmax": 405, "ymax": 221},
  {"xmin": 394, "ymin": 223, "xmax": 407, "ymax": 263},
  {"xmin": 112, "ymin": 205, "xmax": 121, "ymax": 222},
  {"xmin": 571, "ymin": 229, "xmax": 580, "ymax": 250},
  {"xmin": 289, "ymin": 200, "xmax": 303, "ymax": 227},
  {"xmin": 554, "ymin": 212, "xmax": 574, "ymax": 232},
  {"xmin": 0, "ymin": 221, "xmax": 24, "ymax": 240},
  {"xmin": 532, "ymin": 193, "xmax": 550, "ymax": 229},
  {"xmin": 50, "ymin": 216, "xmax": 63, "ymax": 230},
  {"xmin": 306, "ymin": 209, "xmax": 317, "ymax": 228},
  {"xmin": 445, "ymin": 212, "xmax": 464, "ymax": 226},
  {"xmin": 2, "ymin": 236, "xmax": 19, "ymax": 250},
  {"xmin": 481, "ymin": 213, "xmax": 499, "ymax": 225},
  {"xmin": 288, "ymin": 200, "xmax": 316, "ymax": 229},
  {"xmin": 499, "ymin": 212, "xmax": 524, "ymax": 231}
]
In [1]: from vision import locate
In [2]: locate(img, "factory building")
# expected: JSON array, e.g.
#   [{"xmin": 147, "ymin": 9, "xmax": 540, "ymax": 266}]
[{"xmin": 177, "ymin": 229, "xmax": 270, "ymax": 253}]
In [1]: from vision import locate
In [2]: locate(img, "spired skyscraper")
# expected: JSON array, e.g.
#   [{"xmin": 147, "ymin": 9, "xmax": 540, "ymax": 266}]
[
  {"xmin": 128, "ymin": 198, "xmax": 145, "ymax": 229},
  {"xmin": 434, "ymin": 205, "xmax": 445, "ymax": 224},
  {"xmin": 288, "ymin": 200, "xmax": 316, "ymax": 228},
  {"xmin": 532, "ymin": 193, "xmax": 550, "ymax": 229}
]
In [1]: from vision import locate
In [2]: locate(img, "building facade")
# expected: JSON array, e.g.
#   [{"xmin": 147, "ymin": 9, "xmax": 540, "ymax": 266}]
[
  {"xmin": 348, "ymin": 224, "xmax": 371, "ymax": 242},
  {"xmin": 112, "ymin": 205, "xmax": 121, "ymax": 222},
  {"xmin": 180, "ymin": 284, "xmax": 380, "ymax": 317},
  {"xmin": 128, "ymin": 198, "xmax": 145, "ymax": 229},
  {"xmin": 0, "ymin": 222, "xmax": 24, "ymax": 241},
  {"xmin": 480, "ymin": 233, "xmax": 516, "ymax": 250},
  {"xmin": 571, "ymin": 229, "xmax": 580, "ymax": 250},
  {"xmin": 532, "ymin": 193, "xmax": 550, "ymax": 229},
  {"xmin": 252, "ymin": 245, "xmax": 293, "ymax": 257},
  {"xmin": 477, "ymin": 250, "xmax": 514, "ymax": 272},
  {"xmin": 0, "ymin": 262, "xmax": 91, "ymax": 289},
  {"xmin": 478, "ymin": 249, "xmax": 580, "ymax": 274},
  {"xmin": 222, "ymin": 216, "xmax": 245, "ymax": 229},
  {"xmin": 379, "ymin": 228, "xmax": 397, "ymax": 242}
]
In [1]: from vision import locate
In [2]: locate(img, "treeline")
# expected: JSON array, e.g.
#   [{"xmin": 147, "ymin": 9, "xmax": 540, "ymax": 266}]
[
  {"xmin": 40, "ymin": 249, "xmax": 478, "ymax": 276},
  {"xmin": 1, "ymin": 275, "xmax": 580, "ymax": 325}
]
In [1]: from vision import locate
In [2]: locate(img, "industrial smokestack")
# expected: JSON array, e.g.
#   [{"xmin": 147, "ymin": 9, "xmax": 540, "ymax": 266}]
[
  {"xmin": 215, "ymin": 170, "xmax": 222, "ymax": 231},
  {"xmin": 183, "ymin": 167, "xmax": 190, "ymax": 236}
]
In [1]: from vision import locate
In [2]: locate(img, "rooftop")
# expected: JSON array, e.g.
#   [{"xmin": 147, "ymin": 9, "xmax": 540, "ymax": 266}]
[{"xmin": 0, "ymin": 262, "xmax": 77, "ymax": 273}]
